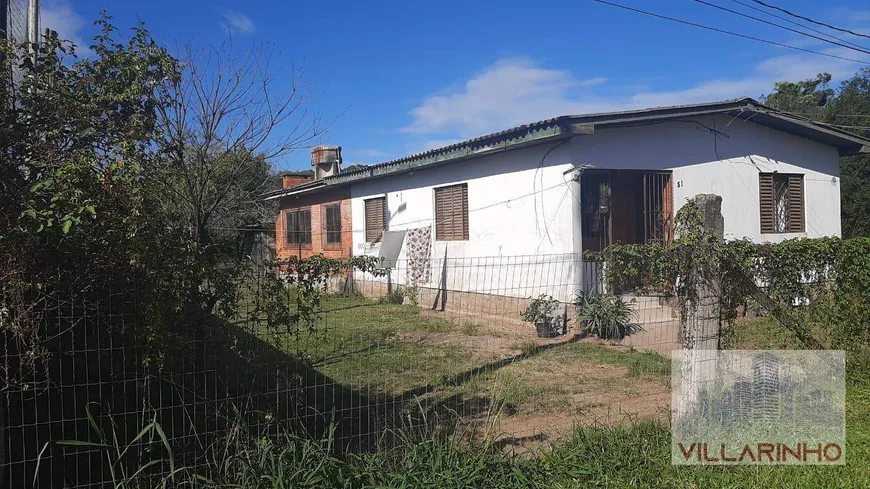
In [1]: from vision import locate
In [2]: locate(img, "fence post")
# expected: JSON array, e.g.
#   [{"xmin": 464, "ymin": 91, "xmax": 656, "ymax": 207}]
[
  {"xmin": 431, "ymin": 249, "xmax": 448, "ymax": 311},
  {"xmin": 677, "ymin": 194, "xmax": 724, "ymax": 418},
  {"xmin": 679, "ymin": 193, "xmax": 724, "ymax": 351}
]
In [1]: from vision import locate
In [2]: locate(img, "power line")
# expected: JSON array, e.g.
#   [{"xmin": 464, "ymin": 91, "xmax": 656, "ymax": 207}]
[
  {"xmin": 750, "ymin": 0, "xmax": 870, "ymax": 41},
  {"xmin": 692, "ymin": 0, "xmax": 870, "ymax": 56},
  {"xmin": 729, "ymin": 0, "xmax": 870, "ymax": 52},
  {"xmin": 590, "ymin": 0, "xmax": 870, "ymax": 65}
]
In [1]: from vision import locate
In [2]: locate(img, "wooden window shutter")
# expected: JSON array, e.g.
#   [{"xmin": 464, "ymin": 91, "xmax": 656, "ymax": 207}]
[
  {"xmin": 435, "ymin": 184, "xmax": 469, "ymax": 241},
  {"xmin": 285, "ymin": 208, "xmax": 311, "ymax": 244},
  {"xmin": 787, "ymin": 174, "xmax": 805, "ymax": 233},
  {"xmin": 324, "ymin": 203, "xmax": 342, "ymax": 244},
  {"xmin": 759, "ymin": 173, "xmax": 774, "ymax": 234},
  {"xmin": 365, "ymin": 197, "xmax": 386, "ymax": 242}
]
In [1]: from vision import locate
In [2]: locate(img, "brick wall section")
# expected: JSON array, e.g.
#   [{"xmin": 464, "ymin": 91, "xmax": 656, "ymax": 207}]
[
  {"xmin": 275, "ymin": 187, "xmax": 353, "ymax": 259},
  {"xmin": 283, "ymin": 174, "xmax": 312, "ymax": 188}
]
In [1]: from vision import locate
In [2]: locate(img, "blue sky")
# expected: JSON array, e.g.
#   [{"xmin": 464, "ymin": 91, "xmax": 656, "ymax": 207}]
[{"xmin": 44, "ymin": 0, "xmax": 870, "ymax": 171}]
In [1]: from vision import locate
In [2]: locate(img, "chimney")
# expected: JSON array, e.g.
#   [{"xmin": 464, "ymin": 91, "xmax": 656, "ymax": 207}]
[
  {"xmin": 283, "ymin": 174, "xmax": 312, "ymax": 189},
  {"xmin": 311, "ymin": 145, "xmax": 342, "ymax": 180}
]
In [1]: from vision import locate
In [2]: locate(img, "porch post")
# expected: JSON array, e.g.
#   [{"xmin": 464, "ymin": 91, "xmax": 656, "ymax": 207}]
[{"xmin": 569, "ymin": 167, "xmax": 584, "ymax": 298}]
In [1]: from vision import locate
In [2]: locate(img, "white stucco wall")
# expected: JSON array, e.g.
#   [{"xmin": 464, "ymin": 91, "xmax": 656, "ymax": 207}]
[
  {"xmin": 570, "ymin": 114, "xmax": 842, "ymax": 243},
  {"xmin": 349, "ymin": 143, "xmax": 577, "ymax": 300},
  {"xmin": 346, "ymin": 113, "xmax": 842, "ymax": 299}
]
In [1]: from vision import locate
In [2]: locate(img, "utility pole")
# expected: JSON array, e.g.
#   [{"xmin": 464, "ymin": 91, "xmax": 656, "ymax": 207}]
[{"xmin": 27, "ymin": 0, "xmax": 38, "ymax": 62}]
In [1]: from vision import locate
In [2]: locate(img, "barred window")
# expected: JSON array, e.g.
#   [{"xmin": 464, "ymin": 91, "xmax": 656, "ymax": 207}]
[
  {"xmin": 434, "ymin": 184, "xmax": 469, "ymax": 241},
  {"xmin": 324, "ymin": 203, "xmax": 342, "ymax": 244},
  {"xmin": 364, "ymin": 197, "xmax": 386, "ymax": 243},
  {"xmin": 759, "ymin": 173, "xmax": 804, "ymax": 233},
  {"xmin": 285, "ymin": 208, "xmax": 312, "ymax": 244}
]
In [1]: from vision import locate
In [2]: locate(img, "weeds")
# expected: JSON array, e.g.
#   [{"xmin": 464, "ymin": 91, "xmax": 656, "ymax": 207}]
[
  {"xmin": 36, "ymin": 375, "xmax": 870, "ymax": 489},
  {"xmin": 34, "ymin": 404, "xmax": 178, "ymax": 489}
]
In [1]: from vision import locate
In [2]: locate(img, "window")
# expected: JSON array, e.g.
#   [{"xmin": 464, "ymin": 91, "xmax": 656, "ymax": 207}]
[
  {"xmin": 364, "ymin": 197, "xmax": 386, "ymax": 242},
  {"xmin": 434, "ymin": 183, "xmax": 469, "ymax": 241},
  {"xmin": 324, "ymin": 203, "xmax": 342, "ymax": 244},
  {"xmin": 759, "ymin": 173, "xmax": 804, "ymax": 233},
  {"xmin": 285, "ymin": 208, "xmax": 312, "ymax": 244}
]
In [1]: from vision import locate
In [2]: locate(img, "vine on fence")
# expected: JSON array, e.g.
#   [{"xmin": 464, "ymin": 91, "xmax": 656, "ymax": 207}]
[
  {"xmin": 588, "ymin": 200, "xmax": 870, "ymax": 354},
  {"xmin": 246, "ymin": 255, "xmax": 387, "ymax": 334}
]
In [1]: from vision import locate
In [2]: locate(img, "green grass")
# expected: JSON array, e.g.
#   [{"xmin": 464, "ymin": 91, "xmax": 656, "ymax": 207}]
[
  {"xmin": 267, "ymin": 296, "xmax": 675, "ymax": 418},
  {"xmin": 274, "ymin": 296, "xmax": 476, "ymax": 393},
  {"xmin": 185, "ymin": 371, "xmax": 870, "ymax": 488},
  {"xmin": 549, "ymin": 341, "xmax": 671, "ymax": 378}
]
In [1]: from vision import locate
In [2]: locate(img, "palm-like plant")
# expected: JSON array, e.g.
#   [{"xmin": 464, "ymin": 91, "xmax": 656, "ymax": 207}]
[{"xmin": 575, "ymin": 293, "xmax": 636, "ymax": 340}]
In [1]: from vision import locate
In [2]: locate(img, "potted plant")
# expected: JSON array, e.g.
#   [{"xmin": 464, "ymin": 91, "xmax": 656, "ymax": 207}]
[
  {"xmin": 575, "ymin": 292, "xmax": 636, "ymax": 340},
  {"xmin": 521, "ymin": 294, "xmax": 561, "ymax": 338}
]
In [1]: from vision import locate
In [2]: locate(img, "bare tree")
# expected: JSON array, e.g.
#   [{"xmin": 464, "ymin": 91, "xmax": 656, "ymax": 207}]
[{"xmin": 153, "ymin": 41, "xmax": 325, "ymax": 246}]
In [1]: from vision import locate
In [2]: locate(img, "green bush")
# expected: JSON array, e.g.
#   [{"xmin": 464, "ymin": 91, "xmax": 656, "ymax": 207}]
[
  {"xmin": 520, "ymin": 294, "xmax": 560, "ymax": 324},
  {"xmin": 575, "ymin": 292, "xmax": 636, "ymax": 340},
  {"xmin": 379, "ymin": 285, "xmax": 418, "ymax": 305}
]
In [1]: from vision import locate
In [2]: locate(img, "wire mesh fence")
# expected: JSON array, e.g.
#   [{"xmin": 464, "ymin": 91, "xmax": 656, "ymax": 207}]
[{"xmin": 2, "ymin": 252, "xmax": 688, "ymax": 488}]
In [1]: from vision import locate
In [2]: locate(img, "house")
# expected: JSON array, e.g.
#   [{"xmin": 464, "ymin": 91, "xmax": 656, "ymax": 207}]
[
  {"xmin": 266, "ymin": 98, "xmax": 870, "ymax": 300},
  {"xmin": 267, "ymin": 146, "xmax": 352, "ymax": 260}
]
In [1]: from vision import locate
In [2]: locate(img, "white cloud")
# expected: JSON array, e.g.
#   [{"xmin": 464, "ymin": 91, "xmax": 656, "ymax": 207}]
[
  {"xmin": 403, "ymin": 48, "xmax": 869, "ymax": 143},
  {"xmin": 221, "ymin": 10, "xmax": 255, "ymax": 34},
  {"xmin": 401, "ymin": 58, "xmax": 609, "ymax": 138},
  {"xmin": 41, "ymin": 0, "xmax": 87, "ymax": 51}
]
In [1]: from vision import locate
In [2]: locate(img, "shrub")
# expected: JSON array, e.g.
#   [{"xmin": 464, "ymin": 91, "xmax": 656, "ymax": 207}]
[
  {"xmin": 379, "ymin": 285, "xmax": 418, "ymax": 305},
  {"xmin": 575, "ymin": 293, "xmax": 636, "ymax": 340},
  {"xmin": 520, "ymin": 294, "xmax": 560, "ymax": 324}
]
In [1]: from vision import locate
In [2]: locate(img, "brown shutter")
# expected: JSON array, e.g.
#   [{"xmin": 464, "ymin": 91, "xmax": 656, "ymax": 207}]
[
  {"xmin": 787, "ymin": 174, "xmax": 805, "ymax": 233},
  {"xmin": 460, "ymin": 184, "xmax": 469, "ymax": 240},
  {"xmin": 435, "ymin": 184, "xmax": 468, "ymax": 240},
  {"xmin": 365, "ymin": 197, "xmax": 386, "ymax": 242},
  {"xmin": 300, "ymin": 208, "xmax": 312, "ymax": 243},
  {"xmin": 759, "ymin": 173, "xmax": 774, "ymax": 234}
]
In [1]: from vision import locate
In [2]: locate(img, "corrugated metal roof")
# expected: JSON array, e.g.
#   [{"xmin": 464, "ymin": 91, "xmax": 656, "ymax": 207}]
[{"xmin": 264, "ymin": 97, "xmax": 870, "ymax": 200}]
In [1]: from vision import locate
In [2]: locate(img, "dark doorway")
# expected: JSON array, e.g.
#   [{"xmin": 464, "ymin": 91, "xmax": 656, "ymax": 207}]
[{"xmin": 580, "ymin": 170, "xmax": 673, "ymax": 253}]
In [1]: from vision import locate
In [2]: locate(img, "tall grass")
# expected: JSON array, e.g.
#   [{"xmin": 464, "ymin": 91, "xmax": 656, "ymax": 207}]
[{"xmin": 37, "ymin": 371, "xmax": 870, "ymax": 489}]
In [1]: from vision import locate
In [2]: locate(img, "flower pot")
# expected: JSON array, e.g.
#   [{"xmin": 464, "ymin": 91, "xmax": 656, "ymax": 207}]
[{"xmin": 535, "ymin": 320, "xmax": 557, "ymax": 338}]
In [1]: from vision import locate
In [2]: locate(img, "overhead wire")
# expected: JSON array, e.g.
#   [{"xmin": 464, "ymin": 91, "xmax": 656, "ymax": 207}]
[
  {"xmin": 691, "ymin": 0, "xmax": 870, "ymax": 56},
  {"xmin": 729, "ymin": 0, "xmax": 870, "ymax": 52},
  {"xmin": 750, "ymin": 0, "xmax": 870, "ymax": 41},
  {"xmin": 590, "ymin": 0, "xmax": 870, "ymax": 65}
]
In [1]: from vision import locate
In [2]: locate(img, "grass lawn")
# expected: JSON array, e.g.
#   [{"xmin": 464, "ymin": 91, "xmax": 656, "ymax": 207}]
[
  {"xmin": 259, "ymin": 295, "xmax": 677, "ymax": 444},
  {"xmin": 210, "ymin": 373, "xmax": 870, "ymax": 488},
  {"xmin": 211, "ymin": 300, "xmax": 870, "ymax": 488}
]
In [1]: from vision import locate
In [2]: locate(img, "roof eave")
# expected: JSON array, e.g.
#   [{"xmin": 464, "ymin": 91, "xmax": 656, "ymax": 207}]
[
  {"xmin": 262, "ymin": 180, "xmax": 326, "ymax": 201},
  {"xmin": 325, "ymin": 122, "xmax": 573, "ymax": 186}
]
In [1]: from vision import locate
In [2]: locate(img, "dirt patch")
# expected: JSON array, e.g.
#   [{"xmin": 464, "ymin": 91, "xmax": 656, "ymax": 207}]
[
  {"xmin": 412, "ymin": 341, "xmax": 670, "ymax": 450},
  {"xmin": 395, "ymin": 312, "xmax": 671, "ymax": 451}
]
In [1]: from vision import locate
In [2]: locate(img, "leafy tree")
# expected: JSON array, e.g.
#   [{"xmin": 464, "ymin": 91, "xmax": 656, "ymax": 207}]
[
  {"xmin": 0, "ymin": 15, "xmax": 179, "ymax": 287},
  {"xmin": 763, "ymin": 70, "xmax": 870, "ymax": 238},
  {"xmin": 828, "ymin": 68, "xmax": 870, "ymax": 238},
  {"xmin": 763, "ymin": 73, "xmax": 833, "ymax": 118},
  {"xmin": 0, "ymin": 13, "xmax": 327, "ymax": 354}
]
